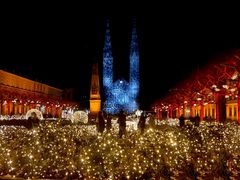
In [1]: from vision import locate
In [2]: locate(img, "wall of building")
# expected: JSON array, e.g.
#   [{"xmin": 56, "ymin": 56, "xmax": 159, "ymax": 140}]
[
  {"xmin": 0, "ymin": 70, "xmax": 66, "ymax": 117},
  {"xmin": 0, "ymin": 70, "xmax": 62, "ymax": 97}
]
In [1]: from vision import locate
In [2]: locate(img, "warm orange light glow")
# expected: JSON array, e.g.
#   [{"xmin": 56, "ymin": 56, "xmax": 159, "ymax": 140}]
[
  {"xmin": 90, "ymin": 64, "xmax": 101, "ymax": 115},
  {"xmin": 90, "ymin": 100, "xmax": 101, "ymax": 114},
  {"xmin": 0, "ymin": 70, "xmax": 73, "ymax": 117},
  {"xmin": 0, "ymin": 70, "xmax": 62, "ymax": 97},
  {"xmin": 226, "ymin": 101, "xmax": 238, "ymax": 121}
]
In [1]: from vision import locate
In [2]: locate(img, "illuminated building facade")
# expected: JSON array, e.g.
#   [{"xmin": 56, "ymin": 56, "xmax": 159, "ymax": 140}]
[
  {"xmin": 103, "ymin": 20, "xmax": 139, "ymax": 114},
  {"xmin": 153, "ymin": 50, "xmax": 240, "ymax": 123},
  {"xmin": 0, "ymin": 70, "xmax": 77, "ymax": 117}
]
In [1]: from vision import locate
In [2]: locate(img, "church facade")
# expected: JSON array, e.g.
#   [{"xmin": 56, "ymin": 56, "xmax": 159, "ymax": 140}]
[{"xmin": 103, "ymin": 21, "xmax": 140, "ymax": 114}]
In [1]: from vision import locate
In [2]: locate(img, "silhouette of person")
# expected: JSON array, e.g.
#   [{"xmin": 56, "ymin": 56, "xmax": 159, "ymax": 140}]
[
  {"xmin": 118, "ymin": 110, "xmax": 126, "ymax": 138},
  {"xmin": 106, "ymin": 113, "xmax": 112, "ymax": 131},
  {"xmin": 148, "ymin": 113, "xmax": 155, "ymax": 129},
  {"xmin": 28, "ymin": 112, "xmax": 40, "ymax": 128},
  {"xmin": 97, "ymin": 111, "xmax": 105, "ymax": 133},
  {"xmin": 138, "ymin": 112, "xmax": 146, "ymax": 134},
  {"xmin": 189, "ymin": 115, "xmax": 194, "ymax": 124},
  {"xmin": 179, "ymin": 114, "xmax": 185, "ymax": 127},
  {"xmin": 194, "ymin": 114, "xmax": 200, "ymax": 127}
]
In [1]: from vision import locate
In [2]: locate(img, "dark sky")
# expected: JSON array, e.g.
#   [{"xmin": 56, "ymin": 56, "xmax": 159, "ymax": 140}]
[{"xmin": 1, "ymin": 10, "xmax": 240, "ymax": 109}]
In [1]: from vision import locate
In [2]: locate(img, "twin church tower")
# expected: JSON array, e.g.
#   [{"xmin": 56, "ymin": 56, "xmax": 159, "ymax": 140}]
[{"xmin": 90, "ymin": 19, "xmax": 140, "ymax": 115}]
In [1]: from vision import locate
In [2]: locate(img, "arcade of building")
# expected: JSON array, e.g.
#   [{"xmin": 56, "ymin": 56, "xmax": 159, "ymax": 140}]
[
  {"xmin": 0, "ymin": 70, "xmax": 78, "ymax": 118},
  {"xmin": 153, "ymin": 50, "xmax": 240, "ymax": 122}
]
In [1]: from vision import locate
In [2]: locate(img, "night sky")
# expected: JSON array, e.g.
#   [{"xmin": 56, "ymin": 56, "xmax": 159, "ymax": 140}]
[{"xmin": 1, "ymin": 10, "xmax": 240, "ymax": 109}]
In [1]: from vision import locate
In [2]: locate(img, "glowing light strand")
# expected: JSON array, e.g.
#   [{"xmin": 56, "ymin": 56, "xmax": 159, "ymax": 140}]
[{"xmin": 0, "ymin": 121, "xmax": 240, "ymax": 179}]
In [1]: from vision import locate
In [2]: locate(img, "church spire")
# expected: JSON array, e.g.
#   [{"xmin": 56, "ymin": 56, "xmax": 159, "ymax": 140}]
[
  {"xmin": 103, "ymin": 18, "xmax": 140, "ymax": 113},
  {"xmin": 130, "ymin": 19, "xmax": 139, "ymax": 55},
  {"xmin": 103, "ymin": 19, "xmax": 113, "ymax": 90},
  {"xmin": 129, "ymin": 18, "xmax": 140, "ymax": 101}
]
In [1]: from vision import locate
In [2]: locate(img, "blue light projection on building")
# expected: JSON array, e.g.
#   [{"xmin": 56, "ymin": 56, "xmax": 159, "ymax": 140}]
[
  {"xmin": 103, "ymin": 20, "xmax": 113, "ymax": 91},
  {"xmin": 103, "ymin": 20, "xmax": 139, "ymax": 114}
]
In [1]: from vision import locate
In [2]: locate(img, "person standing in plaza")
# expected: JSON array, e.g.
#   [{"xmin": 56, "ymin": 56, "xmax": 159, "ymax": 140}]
[
  {"xmin": 148, "ymin": 113, "xmax": 156, "ymax": 129},
  {"xmin": 179, "ymin": 114, "xmax": 185, "ymax": 127},
  {"xmin": 97, "ymin": 111, "xmax": 105, "ymax": 134},
  {"xmin": 138, "ymin": 112, "xmax": 146, "ymax": 134},
  {"xmin": 118, "ymin": 110, "xmax": 126, "ymax": 138},
  {"xmin": 106, "ymin": 113, "xmax": 112, "ymax": 132}
]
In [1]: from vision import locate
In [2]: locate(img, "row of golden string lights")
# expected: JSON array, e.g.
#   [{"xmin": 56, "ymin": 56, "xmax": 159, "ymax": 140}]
[{"xmin": 0, "ymin": 121, "xmax": 240, "ymax": 179}]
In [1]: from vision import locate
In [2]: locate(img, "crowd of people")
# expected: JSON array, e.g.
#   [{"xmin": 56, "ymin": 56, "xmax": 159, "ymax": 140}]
[
  {"xmin": 24, "ymin": 109, "xmax": 157, "ymax": 136},
  {"xmin": 96, "ymin": 110, "xmax": 156, "ymax": 138},
  {"xmin": 96, "ymin": 110, "xmax": 128, "ymax": 137},
  {"xmin": 97, "ymin": 110, "xmax": 208, "ymax": 136},
  {"xmin": 179, "ymin": 114, "xmax": 201, "ymax": 127},
  {"xmin": 1, "ymin": 109, "xmax": 205, "ymax": 134}
]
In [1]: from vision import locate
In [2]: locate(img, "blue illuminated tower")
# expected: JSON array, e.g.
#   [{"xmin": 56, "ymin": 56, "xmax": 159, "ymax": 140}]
[
  {"xmin": 129, "ymin": 21, "xmax": 139, "ymax": 106},
  {"xmin": 103, "ymin": 20, "xmax": 113, "ymax": 91},
  {"xmin": 103, "ymin": 19, "xmax": 139, "ymax": 114}
]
